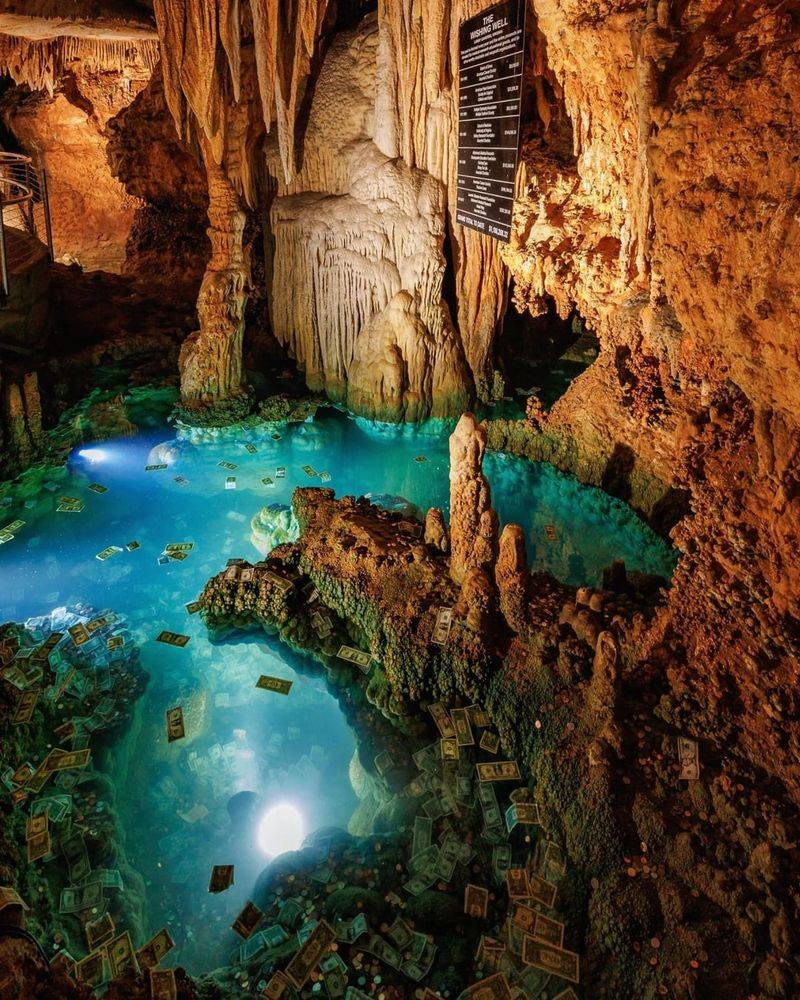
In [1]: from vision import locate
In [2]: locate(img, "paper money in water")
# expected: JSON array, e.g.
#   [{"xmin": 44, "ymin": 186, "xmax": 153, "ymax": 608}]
[
  {"xmin": 57, "ymin": 501, "xmax": 84, "ymax": 513},
  {"xmin": 166, "ymin": 707, "xmax": 185, "ymax": 743},
  {"xmin": 27, "ymin": 829, "xmax": 51, "ymax": 862},
  {"xmin": 521, "ymin": 938, "xmax": 580, "ymax": 983},
  {"xmin": 440, "ymin": 737, "xmax": 459, "ymax": 761},
  {"xmin": 225, "ymin": 476, "xmax": 237, "ymax": 489},
  {"xmin": 146, "ymin": 464, "xmax": 168, "ymax": 471},
  {"xmin": 85, "ymin": 912, "xmax": 115, "ymax": 951},
  {"xmin": 245, "ymin": 443, "xmax": 258, "ymax": 454},
  {"xmin": 68, "ymin": 623, "xmax": 90, "ymax": 646},
  {"xmin": 319, "ymin": 471, "xmax": 331, "ymax": 483},
  {"xmin": 506, "ymin": 868, "xmax": 530, "ymax": 899},
  {"xmin": 157, "ymin": 631, "xmax": 190, "ymax": 647},
  {"xmin": 302, "ymin": 465, "xmax": 318, "ymax": 477},
  {"xmin": 428, "ymin": 702, "xmax": 456, "ymax": 739},
  {"xmin": 477, "ymin": 760, "xmax": 521, "ymax": 782},
  {"xmin": 95, "ymin": 546, "xmax": 123, "ymax": 562},
  {"xmin": 87, "ymin": 483, "xmax": 108, "ymax": 494},
  {"xmin": 59, "ymin": 881, "xmax": 104, "ymax": 915},
  {"xmin": 107, "ymin": 636, "xmax": 124, "ymax": 651},
  {"xmin": 137, "ymin": 927, "xmax": 175, "ymax": 970},
  {"xmin": 12, "ymin": 689, "xmax": 38, "ymax": 724},
  {"xmin": 218, "ymin": 461, "xmax": 238, "ymax": 471},
  {"xmin": 185, "ymin": 601, "xmax": 202, "ymax": 614},
  {"xmin": 451, "ymin": 707, "xmax": 475, "ymax": 746},
  {"xmin": 232, "ymin": 900, "xmax": 264, "ymax": 939},
  {"xmin": 337, "ymin": 644, "xmax": 372, "ymax": 672},
  {"xmin": 125, "ymin": 540, "xmax": 140, "ymax": 551},
  {"xmin": 76, "ymin": 949, "xmax": 108, "ymax": 988},
  {"xmin": 431, "ymin": 607, "xmax": 453, "ymax": 646},
  {"xmin": 49, "ymin": 748, "xmax": 91, "ymax": 772},
  {"xmin": 285, "ymin": 919, "xmax": 336, "ymax": 988},
  {"xmin": 149, "ymin": 968, "xmax": 177, "ymax": 1000},
  {"xmin": 677, "ymin": 736, "xmax": 700, "ymax": 780},
  {"xmin": 528, "ymin": 872, "xmax": 558, "ymax": 909},
  {"xmin": 208, "ymin": 864, "xmax": 234, "ymax": 893},
  {"xmin": 276, "ymin": 466, "xmax": 286, "ymax": 478},
  {"xmin": 26, "ymin": 813, "xmax": 47, "ymax": 840},
  {"xmin": 264, "ymin": 971, "xmax": 291, "ymax": 998},
  {"xmin": 480, "ymin": 731, "xmax": 500, "ymax": 754},
  {"xmin": 262, "ymin": 477, "xmax": 274, "ymax": 486},
  {"xmin": 256, "ymin": 675, "xmax": 293, "ymax": 695},
  {"xmin": 464, "ymin": 883, "xmax": 489, "ymax": 918},
  {"xmin": 108, "ymin": 930, "xmax": 139, "ymax": 979}
]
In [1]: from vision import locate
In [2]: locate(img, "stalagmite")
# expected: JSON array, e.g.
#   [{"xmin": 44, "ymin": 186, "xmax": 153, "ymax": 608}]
[
  {"xmin": 449, "ymin": 412, "xmax": 496, "ymax": 585},
  {"xmin": 496, "ymin": 524, "xmax": 530, "ymax": 632},
  {"xmin": 424, "ymin": 508, "xmax": 449, "ymax": 554}
]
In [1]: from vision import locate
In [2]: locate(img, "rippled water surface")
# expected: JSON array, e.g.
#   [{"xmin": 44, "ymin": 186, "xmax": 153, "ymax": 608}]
[{"xmin": 0, "ymin": 406, "xmax": 675, "ymax": 971}]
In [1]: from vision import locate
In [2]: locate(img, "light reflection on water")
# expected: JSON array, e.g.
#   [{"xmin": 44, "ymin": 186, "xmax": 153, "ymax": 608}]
[{"xmin": 0, "ymin": 407, "xmax": 675, "ymax": 971}]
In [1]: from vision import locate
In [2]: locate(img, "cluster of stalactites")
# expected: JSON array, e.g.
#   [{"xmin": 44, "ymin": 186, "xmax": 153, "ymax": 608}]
[
  {"xmin": 0, "ymin": 33, "xmax": 160, "ymax": 97},
  {"xmin": 152, "ymin": 0, "xmax": 332, "ymax": 186}
]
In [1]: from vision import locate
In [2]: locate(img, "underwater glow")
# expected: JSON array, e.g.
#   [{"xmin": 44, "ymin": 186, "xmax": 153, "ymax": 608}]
[
  {"xmin": 257, "ymin": 802, "xmax": 304, "ymax": 857},
  {"xmin": 78, "ymin": 447, "xmax": 107, "ymax": 461}
]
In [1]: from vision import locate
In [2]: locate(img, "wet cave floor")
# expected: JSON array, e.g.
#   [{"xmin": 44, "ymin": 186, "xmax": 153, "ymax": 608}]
[{"xmin": 0, "ymin": 382, "xmax": 676, "ymax": 996}]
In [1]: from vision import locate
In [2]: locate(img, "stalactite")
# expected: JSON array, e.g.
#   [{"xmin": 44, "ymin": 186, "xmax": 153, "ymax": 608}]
[{"xmin": 0, "ymin": 34, "xmax": 159, "ymax": 96}]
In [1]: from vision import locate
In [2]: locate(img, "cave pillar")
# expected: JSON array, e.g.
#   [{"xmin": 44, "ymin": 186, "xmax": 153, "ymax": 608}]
[
  {"xmin": 179, "ymin": 145, "xmax": 247, "ymax": 404},
  {"xmin": 449, "ymin": 412, "xmax": 497, "ymax": 584},
  {"xmin": 496, "ymin": 523, "xmax": 530, "ymax": 632}
]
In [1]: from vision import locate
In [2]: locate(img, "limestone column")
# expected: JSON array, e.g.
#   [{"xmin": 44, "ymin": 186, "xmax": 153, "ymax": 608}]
[
  {"xmin": 449, "ymin": 412, "xmax": 497, "ymax": 584},
  {"xmin": 179, "ymin": 140, "xmax": 247, "ymax": 404},
  {"xmin": 496, "ymin": 524, "xmax": 530, "ymax": 632}
]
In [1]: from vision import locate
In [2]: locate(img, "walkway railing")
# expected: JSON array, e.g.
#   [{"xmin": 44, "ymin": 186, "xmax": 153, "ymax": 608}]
[{"xmin": 0, "ymin": 152, "xmax": 54, "ymax": 300}]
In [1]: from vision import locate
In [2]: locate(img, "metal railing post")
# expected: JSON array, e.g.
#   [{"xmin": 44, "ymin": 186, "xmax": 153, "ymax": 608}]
[
  {"xmin": 0, "ymin": 204, "xmax": 9, "ymax": 300},
  {"xmin": 39, "ymin": 166, "xmax": 54, "ymax": 261}
]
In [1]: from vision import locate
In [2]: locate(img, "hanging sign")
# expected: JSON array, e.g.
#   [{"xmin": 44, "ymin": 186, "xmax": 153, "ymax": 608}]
[{"xmin": 456, "ymin": 0, "xmax": 526, "ymax": 243}]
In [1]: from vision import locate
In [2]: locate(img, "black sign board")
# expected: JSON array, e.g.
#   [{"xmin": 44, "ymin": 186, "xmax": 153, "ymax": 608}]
[{"xmin": 456, "ymin": 0, "xmax": 526, "ymax": 243}]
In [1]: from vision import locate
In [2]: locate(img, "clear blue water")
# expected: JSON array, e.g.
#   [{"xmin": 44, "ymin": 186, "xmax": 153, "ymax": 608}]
[{"xmin": 0, "ymin": 406, "xmax": 675, "ymax": 972}]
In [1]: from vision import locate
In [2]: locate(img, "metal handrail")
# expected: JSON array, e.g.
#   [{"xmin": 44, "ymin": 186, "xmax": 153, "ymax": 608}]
[{"xmin": 0, "ymin": 151, "xmax": 54, "ymax": 300}]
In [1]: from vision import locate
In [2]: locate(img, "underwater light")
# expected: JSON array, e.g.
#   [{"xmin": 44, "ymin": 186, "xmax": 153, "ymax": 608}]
[
  {"xmin": 78, "ymin": 448, "xmax": 106, "ymax": 462},
  {"xmin": 257, "ymin": 802, "xmax": 304, "ymax": 857}
]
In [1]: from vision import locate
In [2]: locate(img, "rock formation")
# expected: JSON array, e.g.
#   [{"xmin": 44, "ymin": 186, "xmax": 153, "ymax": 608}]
[
  {"xmin": 449, "ymin": 412, "xmax": 497, "ymax": 585},
  {"xmin": 495, "ymin": 523, "xmax": 530, "ymax": 633}
]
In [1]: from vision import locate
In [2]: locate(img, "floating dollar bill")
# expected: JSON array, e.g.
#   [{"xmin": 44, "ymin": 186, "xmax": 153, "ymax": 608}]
[
  {"xmin": 145, "ymin": 464, "xmax": 168, "ymax": 471},
  {"xmin": 59, "ymin": 881, "xmax": 104, "ymax": 915},
  {"xmin": 335, "ymin": 913, "xmax": 367, "ymax": 945},
  {"xmin": 218, "ymin": 461, "xmax": 238, "ymax": 470},
  {"xmin": 12, "ymin": 689, "xmax": 38, "ymax": 724},
  {"xmin": 166, "ymin": 707, "xmax": 185, "ymax": 743},
  {"xmin": 428, "ymin": 702, "xmax": 456, "ymax": 739},
  {"xmin": 464, "ymin": 883, "xmax": 489, "ymax": 918},
  {"xmin": 337, "ymin": 645, "xmax": 372, "ymax": 672},
  {"xmin": 245, "ymin": 443, "xmax": 258, "ymax": 454},
  {"xmin": 1, "ymin": 519, "xmax": 24, "ymax": 533},
  {"xmin": 68, "ymin": 623, "xmax": 90, "ymax": 646},
  {"xmin": 256, "ymin": 675, "xmax": 293, "ymax": 695},
  {"xmin": 412, "ymin": 815, "xmax": 433, "ymax": 858},
  {"xmin": 208, "ymin": 865, "xmax": 234, "ymax": 893},
  {"xmin": 677, "ymin": 736, "xmax": 700, "ymax": 780},
  {"xmin": 521, "ymin": 938, "xmax": 579, "ymax": 983},
  {"xmin": 528, "ymin": 872, "xmax": 558, "ymax": 909},
  {"xmin": 86, "ymin": 913, "xmax": 115, "ymax": 951},
  {"xmin": 86, "ymin": 615, "xmax": 112, "ymax": 632},
  {"xmin": 107, "ymin": 930, "xmax": 139, "ymax": 979},
  {"xmin": 149, "ymin": 968, "xmax": 177, "ymax": 1000},
  {"xmin": 261, "ymin": 477, "xmax": 274, "ymax": 486},
  {"xmin": 441, "ymin": 737, "xmax": 459, "ymax": 761},
  {"xmin": 87, "ymin": 484, "xmax": 108, "ymax": 494},
  {"xmin": 451, "ymin": 707, "xmax": 475, "ymax": 746},
  {"xmin": 414, "ymin": 455, "xmax": 428, "ymax": 463},
  {"xmin": 477, "ymin": 761, "xmax": 521, "ymax": 783},
  {"xmin": 457, "ymin": 972, "xmax": 512, "ymax": 999},
  {"xmin": 174, "ymin": 475, "xmax": 188, "ymax": 486},
  {"xmin": 76, "ymin": 949, "xmax": 108, "ymax": 988},
  {"xmin": 125, "ymin": 540, "xmax": 140, "ymax": 551},
  {"xmin": 61, "ymin": 830, "xmax": 91, "ymax": 883},
  {"xmin": 137, "ymin": 927, "xmax": 175, "ymax": 970},
  {"xmin": 232, "ymin": 901, "xmax": 264, "ymax": 939},
  {"xmin": 530, "ymin": 912, "xmax": 565, "ymax": 948},
  {"xmin": 26, "ymin": 813, "xmax": 48, "ymax": 840},
  {"xmin": 265, "ymin": 570, "xmax": 294, "ymax": 593},
  {"xmin": 27, "ymin": 829, "xmax": 51, "ymax": 862},
  {"xmin": 302, "ymin": 465, "xmax": 318, "ymax": 477},
  {"xmin": 311, "ymin": 610, "xmax": 333, "ymax": 638},
  {"xmin": 95, "ymin": 546, "xmax": 123, "ymax": 561},
  {"xmin": 49, "ymin": 749, "xmax": 91, "ymax": 772},
  {"xmin": 107, "ymin": 636, "xmax": 124, "ymax": 651},
  {"xmin": 57, "ymin": 501, "xmax": 84, "ymax": 512},
  {"xmin": 165, "ymin": 542, "xmax": 194, "ymax": 553},
  {"xmin": 264, "ymin": 971, "xmax": 291, "ymax": 998},
  {"xmin": 276, "ymin": 467, "xmax": 286, "ymax": 478},
  {"xmin": 431, "ymin": 608, "xmax": 453, "ymax": 646},
  {"xmin": 479, "ymin": 731, "xmax": 500, "ymax": 754},
  {"xmin": 157, "ymin": 631, "xmax": 190, "ymax": 647},
  {"xmin": 506, "ymin": 868, "xmax": 529, "ymax": 899},
  {"xmin": 185, "ymin": 601, "xmax": 202, "ymax": 614},
  {"xmin": 319, "ymin": 471, "xmax": 331, "ymax": 483},
  {"xmin": 225, "ymin": 476, "xmax": 237, "ymax": 489}
]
